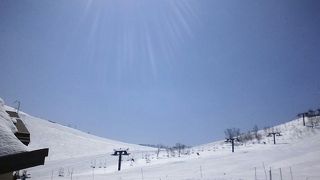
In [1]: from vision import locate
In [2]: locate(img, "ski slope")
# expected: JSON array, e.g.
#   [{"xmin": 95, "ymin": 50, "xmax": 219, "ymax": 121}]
[
  {"xmin": 16, "ymin": 110, "xmax": 153, "ymax": 161},
  {"xmin": 8, "ymin": 106, "xmax": 320, "ymax": 180}
]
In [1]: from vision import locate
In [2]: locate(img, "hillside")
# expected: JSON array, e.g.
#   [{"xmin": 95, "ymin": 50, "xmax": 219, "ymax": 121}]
[
  {"xmin": 4, "ymin": 106, "xmax": 153, "ymax": 161},
  {"xmin": 5, "ymin": 106, "xmax": 319, "ymax": 180}
]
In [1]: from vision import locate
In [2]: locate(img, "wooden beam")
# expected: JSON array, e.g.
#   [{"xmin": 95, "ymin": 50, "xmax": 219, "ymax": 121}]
[
  {"xmin": 5, "ymin": 111, "xmax": 19, "ymax": 118},
  {"xmin": 14, "ymin": 119, "xmax": 30, "ymax": 146},
  {"xmin": 0, "ymin": 148, "xmax": 49, "ymax": 174}
]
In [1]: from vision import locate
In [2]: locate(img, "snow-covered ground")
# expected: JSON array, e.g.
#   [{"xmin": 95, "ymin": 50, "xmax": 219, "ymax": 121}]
[
  {"xmin": 7, "ymin": 106, "xmax": 320, "ymax": 180},
  {"xmin": 20, "ymin": 112, "xmax": 154, "ymax": 161}
]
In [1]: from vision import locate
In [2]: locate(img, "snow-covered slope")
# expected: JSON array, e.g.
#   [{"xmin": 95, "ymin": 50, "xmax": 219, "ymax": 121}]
[
  {"xmin": 196, "ymin": 117, "xmax": 319, "ymax": 151},
  {"xmin": 3, "ymin": 106, "xmax": 153, "ymax": 161},
  {"xmin": 83, "ymin": 118, "xmax": 319, "ymax": 180},
  {"xmin": 6, "ymin": 105, "xmax": 319, "ymax": 180}
]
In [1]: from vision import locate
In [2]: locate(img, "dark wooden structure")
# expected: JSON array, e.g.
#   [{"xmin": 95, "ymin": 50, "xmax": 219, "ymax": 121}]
[
  {"xmin": 0, "ymin": 148, "xmax": 49, "ymax": 174},
  {"xmin": 6, "ymin": 111, "xmax": 30, "ymax": 145},
  {"xmin": 15, "ymin": 119, "xmax": 30, "ymax": 146},
  {"xmin": 5, "ymin": 110, "xmax": 19, "ymax": 118},
  {"xmin": 112, "ymin": 149, "xmax": 130, "ymax": 171}
]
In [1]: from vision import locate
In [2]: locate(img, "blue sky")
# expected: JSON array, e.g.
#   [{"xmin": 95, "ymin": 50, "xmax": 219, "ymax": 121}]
[{"xmin": 1, "ymin": 0, "xmax": 320, "ymax": 146}]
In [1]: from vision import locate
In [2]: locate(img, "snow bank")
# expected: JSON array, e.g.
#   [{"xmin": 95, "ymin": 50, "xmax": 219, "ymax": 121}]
[{"xmin": 0, "ymin": 97, "xmax": 27, "ymax": 157}]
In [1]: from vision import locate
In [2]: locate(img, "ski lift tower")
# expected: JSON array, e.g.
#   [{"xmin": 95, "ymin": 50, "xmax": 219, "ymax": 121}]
[
  {"xmin": 225, "ymin": 137, "xmax": 239, "ymax": 153},
  {"xmin": 112, "ymin": 149, "xmax": 130, "ymax": 171},
  {"xmin": 267, "ymin": 132, "xmax": 281, "ymax": 144}
]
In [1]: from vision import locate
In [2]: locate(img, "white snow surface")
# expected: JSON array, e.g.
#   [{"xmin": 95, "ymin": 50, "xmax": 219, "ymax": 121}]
[
  {"xmin": 7, "ymin": 104, "xmax": 320, "ymax": 180},
  {"xmin": 15, "ymin": 110, "xmax": 154, "ymax": 161},
  {"xmin": 0, "ymin": 99, "xmax": 27, "ymax": 157}
]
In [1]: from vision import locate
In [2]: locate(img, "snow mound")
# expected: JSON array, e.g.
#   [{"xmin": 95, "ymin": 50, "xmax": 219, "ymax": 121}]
[{"xmin": 0, "ymin": 98, "xmax": 27, "ymax": 157}]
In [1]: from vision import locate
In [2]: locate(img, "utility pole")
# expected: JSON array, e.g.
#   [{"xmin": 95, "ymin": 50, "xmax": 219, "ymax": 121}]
[{"xmin": 112, "ymin": 149, "xmax": 130, "ymax": 171}]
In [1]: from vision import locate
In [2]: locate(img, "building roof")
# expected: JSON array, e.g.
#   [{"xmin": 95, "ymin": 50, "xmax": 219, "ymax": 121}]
[
  {"xmin": 2, "ymin": 110, "xmax": 31, "ymax": 147},
  {"xmin": 0, "ymin": 109, "xmax": 26, "ymax": 157},
  {"xmin": 0, "ymin": 98, "xmax": 48, "ymax": 173}
]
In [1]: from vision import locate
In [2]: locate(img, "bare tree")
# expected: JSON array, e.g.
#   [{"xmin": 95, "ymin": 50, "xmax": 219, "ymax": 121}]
[
  {"xmin": 170, "ymin": 148, "xmax": 176, "ymax": 157},
  {"xmin": 238, "ymin": 131, "xmax": 253, "ymax": 146},
  {"xmin": 224, "ymin": 128, "xmax": 240, "ymax": 139},
  {"xmin": 174, "ymin": 143, "xmax": 186, "ymax": 157},
  {"xmin": 252, "ymin": 125, "xmax": 258, "ymax": 135},
  {"xmin": 156, "ymin": 144, "xmax": 161, "ymax": 159},
  {"xmin": 252, "ymin": 125, "xmax": 262, "ymax": 142},
  {"xmin": 165, "ymin": 147, "xmax": 170, "ymax": 157},
  {"xmin": 308, "ymin": 109, "xmax": 316, "ymax": 117},
  {"xmin": 263, "ymin": 126, "xmax": 270, "ymax": 136},
  {"xmin": 309, "ymin": 116, "xmax": 320, "ymax": 128}
]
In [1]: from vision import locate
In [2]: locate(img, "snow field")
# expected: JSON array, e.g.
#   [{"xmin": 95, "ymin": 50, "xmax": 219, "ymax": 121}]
[{"xmin": 7, "ymin": 106, "xmax": 319, "ymax": 180}]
